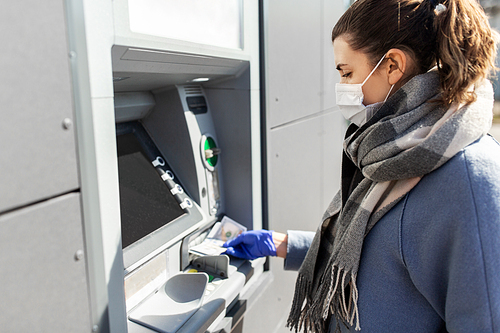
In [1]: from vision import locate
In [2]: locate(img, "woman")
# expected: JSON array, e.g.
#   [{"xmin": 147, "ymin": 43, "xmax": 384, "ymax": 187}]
[{"xmin": 224, "ymin": 0, "xmax": 500, "ymax": 332}]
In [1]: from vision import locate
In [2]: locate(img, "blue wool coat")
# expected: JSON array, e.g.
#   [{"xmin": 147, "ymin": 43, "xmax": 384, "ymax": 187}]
[{"xmin": 284, "ymin": 135, "xmax": 500, "ymax": 332}]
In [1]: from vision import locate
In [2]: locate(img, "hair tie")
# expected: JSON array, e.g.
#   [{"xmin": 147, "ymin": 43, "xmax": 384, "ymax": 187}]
[
  {"xmin": 435, "ymin": 3, "xmax": 447, "ymax": 14},
  {"xmin": 429, "ymin": 0, "xmax": 446, "ymax": 14}
]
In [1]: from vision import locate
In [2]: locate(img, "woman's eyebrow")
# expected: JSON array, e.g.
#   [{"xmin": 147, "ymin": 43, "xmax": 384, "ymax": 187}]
[{"xmin": 336, "ymin": 63, "xmax": 348, "ymax": 71}]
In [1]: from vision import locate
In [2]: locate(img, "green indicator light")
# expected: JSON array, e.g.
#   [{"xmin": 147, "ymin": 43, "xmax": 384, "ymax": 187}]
[{"xmin": 204, "ymin": 137, "xmax": 218, "ymax": 167}]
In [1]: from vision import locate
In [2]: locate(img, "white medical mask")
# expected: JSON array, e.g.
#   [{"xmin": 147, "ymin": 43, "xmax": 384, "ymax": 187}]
[{"xmin": 335, "ymin": 54, "xmax": 394, "ymax": 126}]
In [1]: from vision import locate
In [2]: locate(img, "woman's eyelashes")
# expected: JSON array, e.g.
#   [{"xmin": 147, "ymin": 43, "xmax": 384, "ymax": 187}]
[{"xmin": 342, "ymin": 72, "xmax": 352, "ymax": 78}]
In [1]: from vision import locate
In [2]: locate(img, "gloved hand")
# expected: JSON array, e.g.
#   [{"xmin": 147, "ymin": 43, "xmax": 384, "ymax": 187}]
[{"xmin": 223, "ymin": 229, "xmax": 277, "ymax": 260}]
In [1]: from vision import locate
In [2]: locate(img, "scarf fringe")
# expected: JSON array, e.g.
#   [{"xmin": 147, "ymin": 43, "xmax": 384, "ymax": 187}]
[
  {"xmin": 287, "ymin": 273, "xmax": 312, "ymax": 332},
  {"xmin": 287, "ymin": 263, "xmax": 361, "ymax": 333}
]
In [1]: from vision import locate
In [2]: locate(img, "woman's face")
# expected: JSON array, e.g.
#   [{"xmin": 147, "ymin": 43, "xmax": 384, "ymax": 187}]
[{"xmin": 333, "ymin": 36, "xmax": 393, "ymax": 106}]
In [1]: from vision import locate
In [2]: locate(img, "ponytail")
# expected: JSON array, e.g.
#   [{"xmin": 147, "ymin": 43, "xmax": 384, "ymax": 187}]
[
  {"xmin": 332, "ymin": 0, "xmax": 498, "ymax": 105},
  {"xmin": 435, "ymin": 0, "xmax": 498, "ymax": 104}
]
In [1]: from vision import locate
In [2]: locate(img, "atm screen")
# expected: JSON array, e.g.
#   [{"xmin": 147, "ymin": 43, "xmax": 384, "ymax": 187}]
[{"xmin": 117, "ymin": 131, "xmax": 185, "ymax": 249}]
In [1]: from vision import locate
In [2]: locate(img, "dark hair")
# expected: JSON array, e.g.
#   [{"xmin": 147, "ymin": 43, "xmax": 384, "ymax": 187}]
[{"xmin": 332, "ymin": 0, "xmax": 498, "ymax": 105}]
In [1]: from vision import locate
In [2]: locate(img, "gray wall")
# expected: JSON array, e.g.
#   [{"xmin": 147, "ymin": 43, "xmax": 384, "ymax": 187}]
[
  {"xmin": 240, "ymin": 1, "xmax": 346, "ymax": 332},
  {"xmin": 0, "ymin": 1, "xmax": 92, "ymax": 331}
]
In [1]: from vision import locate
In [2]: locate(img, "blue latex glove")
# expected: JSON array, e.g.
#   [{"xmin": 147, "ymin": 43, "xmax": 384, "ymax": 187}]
[{"xmin": 223, "ymin": 229, "xmax": 277, "ymax": 260}]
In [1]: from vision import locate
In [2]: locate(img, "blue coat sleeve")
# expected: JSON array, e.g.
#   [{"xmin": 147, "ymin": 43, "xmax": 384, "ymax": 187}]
[
  {"xmin": 283, "ymin": 230, "xmax": 315, "ymax": 271},
  {"xmin": 401, "ymin": 136, "xmax": 500, "ymax": 332}
]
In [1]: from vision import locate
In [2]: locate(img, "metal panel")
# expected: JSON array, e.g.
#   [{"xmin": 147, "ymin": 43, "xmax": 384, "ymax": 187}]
[
  {"xmin": 89, "ymin": 97, "xmax": 128, "ymax": 333},
  {"xmin": 204, "ymin": 76, "xmax": 253, "ymax": 229},
  {"xmin": 0, "ymin": 1, "xmax": 79, "ymax": 214},
  {"xmin": 65, "ymin": 0, "xmax": 115, "ymax": 328},
  {"xmin": 79, "ymin": 0, "xmax": 115, "ymax": 99},
  {"xmin": 266, "ymin": 0, "xmax": 322, "ymax": 128},
  {"xmin": 0, "ymin": 192, "xmax": 91, "ymax": 332}
]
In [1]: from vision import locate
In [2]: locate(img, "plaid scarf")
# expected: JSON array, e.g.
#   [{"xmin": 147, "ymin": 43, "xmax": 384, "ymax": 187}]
[{"xmin": 287, "ymin": 71, "xmax": 493, "ymax": 332}]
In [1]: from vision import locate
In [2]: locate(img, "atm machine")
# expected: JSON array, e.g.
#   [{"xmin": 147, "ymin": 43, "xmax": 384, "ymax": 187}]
[
  {"xmin": 111, "ymin": 49, "xmax": 266, "ymax": 333},
  {"xmin": 2, "ymin": 0, "xmax": 267, "ymax": 331},
  {"xmin": 64, "ymin": 0, "xmax": 268, "ymax": 332},
  {"xmin": 104, "ymin": 1, "xmax": 267, "ymax": 332}
]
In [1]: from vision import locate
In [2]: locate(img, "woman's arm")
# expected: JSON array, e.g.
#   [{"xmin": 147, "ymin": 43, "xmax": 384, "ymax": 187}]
[
  {"xmin": 282, "ymin": 230, "xmax": 316, "ymax": 271},
  {"xmin": 272, "ymin": 232, "xmax": 288, "ymax": 258}
]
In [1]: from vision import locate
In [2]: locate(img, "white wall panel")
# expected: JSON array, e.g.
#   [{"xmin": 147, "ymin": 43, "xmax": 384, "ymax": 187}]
[
  {"xmin": 268, "ymin": 112, "xmax": 342, "ymax": 232},
  {"xmin": 269, "ymin": 117, "xmax": 328, "ymax": 229},
  {"xmin": 266, "ymin": 0, "xmax": 322, "ymax": 128},
  {"xmin": 322, "ymin": 1, "xmax": 344, "ymax": 112}
]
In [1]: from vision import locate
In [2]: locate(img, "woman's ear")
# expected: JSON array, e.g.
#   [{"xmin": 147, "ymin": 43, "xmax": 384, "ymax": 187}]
[{"xmin": 385, "ymin": 49, "xmax": 407, "ymax": 85}]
